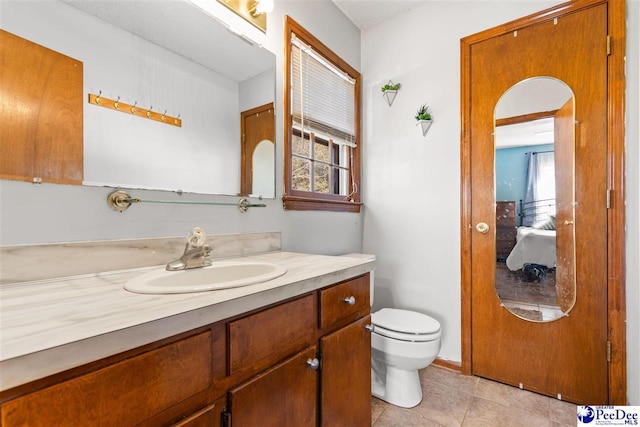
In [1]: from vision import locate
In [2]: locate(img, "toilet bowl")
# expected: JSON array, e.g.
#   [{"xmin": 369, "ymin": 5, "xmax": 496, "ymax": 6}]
[
  {"xmin": 340, "ymin": 253, "xmax": 442, "ymax": 409},
  {"xmin": 370, "ymin": 308, "xmax": 441, "ymax": 408}
]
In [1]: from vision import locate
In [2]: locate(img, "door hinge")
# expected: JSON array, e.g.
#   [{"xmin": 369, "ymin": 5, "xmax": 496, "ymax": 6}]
[
  {"xmin": 222, "ymin": 408, "xmax": 232, "ymax": 427},
  {"xmin": 607, "ymin": 189, "xmax": 612, "ymax": 209},
  {"xmin": 607, "ymin": 341, "xmax": 612, "ymax": 362},
  {"xmin": 607, "ymin": 35, "xmax": 611, "ymax": 55}
]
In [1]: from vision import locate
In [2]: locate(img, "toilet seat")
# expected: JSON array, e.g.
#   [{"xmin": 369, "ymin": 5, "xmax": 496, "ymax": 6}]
[{"xmin": 372, "ymin": 308, "xmax": 441, "ymax": 342}]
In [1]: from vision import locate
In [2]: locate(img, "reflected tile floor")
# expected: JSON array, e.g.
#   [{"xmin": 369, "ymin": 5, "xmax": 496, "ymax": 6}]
[{"xmin": 372, "ymin": 365, "xmax": 577, "ymax": 427}]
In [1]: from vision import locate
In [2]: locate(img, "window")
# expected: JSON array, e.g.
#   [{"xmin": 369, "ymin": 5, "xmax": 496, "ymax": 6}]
[{"xmin": 283, "ymin": 16, "xmax": 361, "ymax": 212}]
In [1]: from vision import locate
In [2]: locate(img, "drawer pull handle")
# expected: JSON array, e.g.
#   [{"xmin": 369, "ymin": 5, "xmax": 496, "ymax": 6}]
[
  {"xmin": 306, "ymin": 357, "xmax": 320, "ymax": 370},
  {"xmin": 343, "ymin": 296, "xmax": 356, "ymax": 305},
  {"xmin": 365, "ymin": 324, "xmax": 375, "ymax": 332}
]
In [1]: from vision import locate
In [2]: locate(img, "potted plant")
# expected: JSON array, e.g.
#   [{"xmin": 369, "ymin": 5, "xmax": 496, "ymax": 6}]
[
  {"xmin": 381, "ymin": 81, "xmax": 401, "ymax": 106},
  {"xmin": 415, "ymin": 103, "xmax": 433, "ymax": 136}
]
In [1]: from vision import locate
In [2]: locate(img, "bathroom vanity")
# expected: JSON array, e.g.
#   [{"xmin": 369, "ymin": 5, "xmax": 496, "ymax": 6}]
[{"xmin": 0, "ymin": 251, "xmax": 374, "ymax": 426}]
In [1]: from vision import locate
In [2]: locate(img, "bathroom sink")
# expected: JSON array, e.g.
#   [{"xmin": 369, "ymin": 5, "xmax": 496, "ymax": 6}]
[{"xmin": 124, "ymin": 261, "xmax": 287, "ymax": 294}]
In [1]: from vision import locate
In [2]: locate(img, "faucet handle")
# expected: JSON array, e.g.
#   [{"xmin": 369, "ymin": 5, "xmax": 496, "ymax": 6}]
[{"xmin": 188, "ymin": 227, "xmax": 207, "ymax": 246}]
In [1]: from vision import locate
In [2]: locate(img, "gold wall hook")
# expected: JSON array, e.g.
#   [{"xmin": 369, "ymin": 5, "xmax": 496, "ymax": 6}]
[{"xmin": 88, "ymin": 93, "xmax": 182, "ymax": 127}]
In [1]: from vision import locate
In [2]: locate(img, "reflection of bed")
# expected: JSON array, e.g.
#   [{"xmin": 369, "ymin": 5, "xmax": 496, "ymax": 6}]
[{"xmin": 506, "ymin": 226, "xmax": 556, "ymax": 271}]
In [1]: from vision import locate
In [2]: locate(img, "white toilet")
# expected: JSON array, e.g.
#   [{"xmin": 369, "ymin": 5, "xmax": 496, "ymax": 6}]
[
  {"xmin": 341, "ymin": 254, "xmax": 442, "ymax": 408},
  {"xmin": 370, "ymin": 307, "xmax": 441, "ymax": 408}
]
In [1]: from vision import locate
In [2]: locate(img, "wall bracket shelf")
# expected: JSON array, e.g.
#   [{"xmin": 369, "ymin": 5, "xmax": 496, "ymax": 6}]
[{"xmin": 107, "ymin": 190, "xmax": 265, "ymax": 213}]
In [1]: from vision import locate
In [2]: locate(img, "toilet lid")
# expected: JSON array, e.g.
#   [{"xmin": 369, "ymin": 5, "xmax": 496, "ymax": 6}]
[{"xmin": 371, "ymin": 308, "xmax": 441, "ymax": 335}]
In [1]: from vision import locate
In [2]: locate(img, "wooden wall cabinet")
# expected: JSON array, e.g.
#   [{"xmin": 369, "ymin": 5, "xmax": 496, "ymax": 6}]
[
  {"xmin": 0, "ymin": 30, "xmax": 83, "ymax": 185},
  {"xmin": 0, "ymin": 274, "xmax": 372, "ymax": 426}
]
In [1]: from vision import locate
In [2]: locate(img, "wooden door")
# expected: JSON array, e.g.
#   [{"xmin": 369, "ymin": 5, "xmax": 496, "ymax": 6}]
[
  {"xmin": 240, "ymin": 103, "xmax": 274, "ymax": 196},
  {"xmin": 466, "ymin": 4, "xmax": 608, "ymax": 404},
  {"xmin": 228, "ymin": 346, "xmax": 318, "ymax": 427},
  {"xmin": 320, "ymin": 316, "xmax": 371, "ymax": 427},
  {"xmin": 554, "ymin": 99, "xmax": 576, "ymax": 312}
]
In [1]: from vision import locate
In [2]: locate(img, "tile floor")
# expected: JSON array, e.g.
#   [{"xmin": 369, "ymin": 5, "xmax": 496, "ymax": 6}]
[{"xmin": 372, "ymin": 365, "xmax": 577, "ymax": 426}]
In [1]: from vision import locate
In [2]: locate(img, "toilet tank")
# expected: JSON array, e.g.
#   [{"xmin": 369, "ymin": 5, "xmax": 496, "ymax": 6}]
[{"xmin": 340, "ymin": 253, "xmax": 376, "ymax": 306}]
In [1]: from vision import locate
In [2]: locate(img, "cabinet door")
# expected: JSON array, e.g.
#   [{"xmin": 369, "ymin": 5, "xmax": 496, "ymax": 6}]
[
  {"xmin": 320, "ymin": 316, "xmax": 371, "ymax": 427},
  {"xmin": 0, "ymin": 30, "xmax": 83, "ymax": 185},
  {"xmin": 170, "ymin": 396, "xmax": 225, "ymax": 427},
  {"xmin": 228, "ymin": 346, "xmax": 318, "ymax": 427}
]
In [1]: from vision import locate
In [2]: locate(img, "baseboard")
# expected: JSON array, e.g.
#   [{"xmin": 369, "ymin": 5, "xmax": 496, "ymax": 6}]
[{"xmin": 432, "ymin": 358, "xmax": 462, "ymax": 372}]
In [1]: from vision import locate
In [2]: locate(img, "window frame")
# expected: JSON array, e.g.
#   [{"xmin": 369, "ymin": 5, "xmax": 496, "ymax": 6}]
[{"xmin": 283, "ymin": 16, "xmax": 362, "ymax": 212}]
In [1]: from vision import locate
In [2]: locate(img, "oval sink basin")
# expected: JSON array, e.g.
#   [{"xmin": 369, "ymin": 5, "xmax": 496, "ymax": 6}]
[{"xmin": 124, "ymin": 261, "xmax": 287, "ymax": 294}]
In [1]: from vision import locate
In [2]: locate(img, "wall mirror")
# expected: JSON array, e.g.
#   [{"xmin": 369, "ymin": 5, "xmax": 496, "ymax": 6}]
[
  {"xmin": 494, "ymin": 77, "xmax": 576, "ymax": 322},
  {"xmin": 2, "ymin": 0, "xmax": 276, "ymax": 198}
]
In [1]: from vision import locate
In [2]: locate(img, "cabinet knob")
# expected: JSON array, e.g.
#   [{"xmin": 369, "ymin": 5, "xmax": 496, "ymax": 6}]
[
  {"xmin": 306, "ymin": 357, "xmax": 320, "ymax": 370},
  {"xmin": 365, "ymin": 324, "xmax": 375, "ymax": 332},
  {"xmin": 343, "ymin": 296, "xmax": 356, "ymax": 305}
]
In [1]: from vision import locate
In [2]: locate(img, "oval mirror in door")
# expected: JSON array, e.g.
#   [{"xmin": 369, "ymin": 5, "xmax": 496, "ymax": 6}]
[{"xmin": 493, "ymin": 77, "xmax": 576, "ymax": 322}]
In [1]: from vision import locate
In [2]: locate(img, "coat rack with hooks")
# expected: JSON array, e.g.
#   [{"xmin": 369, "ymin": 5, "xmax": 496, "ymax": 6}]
[{"xmin": 88, "ymin": 92, "xmax": 182, "ymax": 127}]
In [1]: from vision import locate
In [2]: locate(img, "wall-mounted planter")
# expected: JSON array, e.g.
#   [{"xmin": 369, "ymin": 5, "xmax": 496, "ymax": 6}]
[
  {"xmin": 382, "ymin": 90, "xmax": 398, "ymax": 106},
  {"xmin": 417, "ymin": 119, "xmax": 433, "ymax": 137},
  {"xmin": 381, "ymin": 80, "xmax": 401, "ymax": 106}
]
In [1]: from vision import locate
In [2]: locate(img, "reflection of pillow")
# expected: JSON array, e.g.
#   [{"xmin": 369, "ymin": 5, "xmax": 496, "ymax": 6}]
[{"xmin": 533, "ymin": 215, "xmax": 556, "ymax": 230}]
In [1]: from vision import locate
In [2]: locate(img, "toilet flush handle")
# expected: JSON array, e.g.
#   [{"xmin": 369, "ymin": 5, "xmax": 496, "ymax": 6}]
[
  {"xmin": 365, "ymin": 324, "xmax": 375, "ymax": 332},
  {"xmin": 344, "ymin": 296, "xmax": 356, "ymax": 305}
]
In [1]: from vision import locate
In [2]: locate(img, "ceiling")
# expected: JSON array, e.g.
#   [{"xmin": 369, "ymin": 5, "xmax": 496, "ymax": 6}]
[
  {"xmin": 331, "ymin": 0, "xmax": 427, "ymax": 30},
  {"xmin": 61, "ymin": 0, "xmax": 275, "ymax": 83}
]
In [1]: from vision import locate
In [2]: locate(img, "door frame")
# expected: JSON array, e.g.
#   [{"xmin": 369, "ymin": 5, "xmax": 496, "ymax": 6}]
[
  {"xmin": 240, "ymin": 102, "xmax": 275, "ymax": 196},
  {"xmin": 459, "ymin": 0, "xmax": 626, "ymax": 404}
]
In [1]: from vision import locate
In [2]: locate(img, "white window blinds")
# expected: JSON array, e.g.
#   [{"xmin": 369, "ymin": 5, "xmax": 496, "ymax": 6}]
[{"xmin": 291, "ymin": 34, "xmax": 356, "ymax": 147}]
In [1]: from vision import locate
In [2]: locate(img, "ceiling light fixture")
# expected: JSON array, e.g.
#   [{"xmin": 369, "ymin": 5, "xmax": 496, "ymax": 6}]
[
  {"xmin": 250, "ymin": 0, "xmax": 274, "ymax": 17},
  {"xmin": 216, "ymin": 0, "xmax": 272, "ymax": 32}
]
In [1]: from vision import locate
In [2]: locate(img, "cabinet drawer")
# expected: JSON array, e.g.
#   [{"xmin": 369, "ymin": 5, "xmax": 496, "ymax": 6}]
[
  {"xmin": 319, "ymin": 274, "xmax": 370, "ymax": 329},
  {"xmin": 228, "ymin": 294, "xmax": 315, "ymax": 375},
  {"xmin": 1, "ymin": 331, "xmax": 213, "ymax": 426}
]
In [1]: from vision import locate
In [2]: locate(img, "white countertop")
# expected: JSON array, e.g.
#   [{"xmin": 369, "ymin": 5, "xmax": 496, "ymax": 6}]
[{"xmin": 0, "ymin": 251, "xmax": 375, "ymax": 392}]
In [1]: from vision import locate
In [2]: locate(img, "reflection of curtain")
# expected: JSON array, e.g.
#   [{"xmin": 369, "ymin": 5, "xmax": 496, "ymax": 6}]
[{"xmin": 523, "ymin": 151, "xmax": 556, "ymax": 226}]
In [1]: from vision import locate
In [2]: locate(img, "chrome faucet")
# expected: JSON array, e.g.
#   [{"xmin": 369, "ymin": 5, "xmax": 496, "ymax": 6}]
[{"xmin": 166, "ymin": 227, "xmax": 213, "ymax": 271}]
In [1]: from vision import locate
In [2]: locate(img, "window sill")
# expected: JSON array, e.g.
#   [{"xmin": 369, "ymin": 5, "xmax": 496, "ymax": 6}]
[{"xmin": 282, "ymin": 196, "xmax": 362, "ymax": 213}]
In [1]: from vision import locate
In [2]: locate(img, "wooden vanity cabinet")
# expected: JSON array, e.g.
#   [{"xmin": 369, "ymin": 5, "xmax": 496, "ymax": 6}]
[
  {"xmin": 0, "ymin": 330, "xmax": 220, "ymax": 426},
  {"xmin": 0, "ymin": 273, "xmax": 372, "ymax": 427},
  {"xmin": 225, "ymin": 273, "xmax": 372, "ymax": 426}
]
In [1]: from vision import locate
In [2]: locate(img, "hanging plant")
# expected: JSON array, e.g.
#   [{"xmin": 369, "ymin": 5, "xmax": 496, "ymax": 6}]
[
  {"xmin": 415, "ymin": 103, "xmax": 433, "ymax": 137},
  {"xmin": 415, "ymin": 103, "xmax": 432, "ymax": 121},
  {"xmin": 381, "ymin": 81, "xmax": 401, "ymax": 106},
  {"xmin": 381, "ymin": 82, "xmax": 401, "ymax": 92}
]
